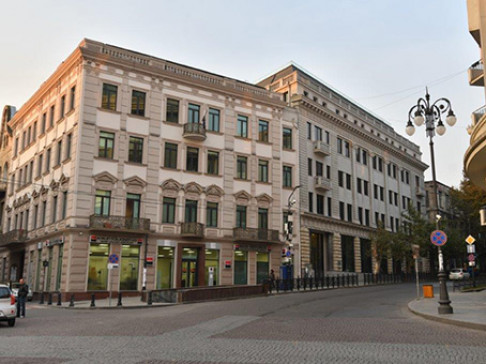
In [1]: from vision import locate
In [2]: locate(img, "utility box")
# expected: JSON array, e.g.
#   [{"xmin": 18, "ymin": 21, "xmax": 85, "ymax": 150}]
[{"xmin": 423, "ymin": 284, "xmax": 434, "ymax": 298}]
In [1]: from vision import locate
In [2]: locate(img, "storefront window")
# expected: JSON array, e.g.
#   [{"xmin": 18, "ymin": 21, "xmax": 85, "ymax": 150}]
[
  {"xmin": 256, "ymin": 252, "xmax": 269, "ymax": 284},
  {"xmin": 87, "ymin": 243, "xmax": 109, "ymax": 291},
  {"xmin": 157, "ymin": 246, "xmax": 174, "ymax": 289},
  {"xmin": 205, "ymin": 249, "xmax": 219, "ymax": 286},
  {"xmin": 120, "ymin": 245, "xmax": 140, "ymax": 290},
  {"xmin": 234, "ymin": 250, "xmax": 248, "ymax": 285}
]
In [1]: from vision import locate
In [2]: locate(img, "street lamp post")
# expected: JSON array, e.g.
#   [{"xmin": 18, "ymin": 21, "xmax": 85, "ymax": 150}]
[
  {"xmin": 286, "ymin": 185, "xmax": 301, "ymax": 276},
  {"xmin": 406, "ymin": 88, "xmax": 456, "ymax": 315}
]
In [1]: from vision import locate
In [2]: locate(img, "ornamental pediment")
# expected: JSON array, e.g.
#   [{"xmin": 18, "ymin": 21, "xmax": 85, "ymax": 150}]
[
  {"xmin": 93, "ymin": 171, "xmax": 118, "ymax": 184},
  {"xmin": 256, "ymin": 193, "xmax": 272, "ymax": 204},
  {"xmin": 123, "ymin": 176, "xmax": 147, "ymax": 188},
  {"xmin": 234, "ymin": 190, "xmax": 252, "ymax": 202},
  {"xmin": 160, "ymin": 179, "xmax": 182, "ymax": 191},
  {"xmin": 59, "ymin": 173, "xmax": 70, "ymax": 185},
  {"xmin": 205, "ymin": 184, "xmax": 224, "ymax": 197},
  {"xmin": 184, "ymin": 182, "xmax": 204, "ymax": 195}
]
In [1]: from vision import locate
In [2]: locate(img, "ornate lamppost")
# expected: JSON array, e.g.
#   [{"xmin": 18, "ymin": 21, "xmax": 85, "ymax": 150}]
[{"xmin": 406, "ymin": 88, "xmax": 456, "ymax": 315}]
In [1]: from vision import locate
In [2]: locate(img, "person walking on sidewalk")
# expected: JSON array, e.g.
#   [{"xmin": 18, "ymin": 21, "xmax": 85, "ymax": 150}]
[{"xmin": 16, "ymin": 278, "xmax": 28, "ymax": 318}]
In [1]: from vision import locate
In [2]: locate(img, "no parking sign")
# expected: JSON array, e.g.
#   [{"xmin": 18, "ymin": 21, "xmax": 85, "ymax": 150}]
[{"xmin": 430, "ymin": 230, "xmax": 447, "ymax": 247}]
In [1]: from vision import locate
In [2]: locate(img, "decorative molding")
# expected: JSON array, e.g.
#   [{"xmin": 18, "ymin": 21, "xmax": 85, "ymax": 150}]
[
  {"xmin": 205, "ymin": 184, "xmax": 224, "ymax": 197},
  {"xmin": 93, "ymin": 171, "xmax": 118, "ymax": 184},
  {"xmin": 123, "ymin": 175, "xmax": 147, "ymax": 188},
  {"xmin": 160, "ymin": 179, "xmax": 182, "ymax": 192},
  {"xmin": 183, "ymin": 182, "xmax": 204, "ymax": 195}
]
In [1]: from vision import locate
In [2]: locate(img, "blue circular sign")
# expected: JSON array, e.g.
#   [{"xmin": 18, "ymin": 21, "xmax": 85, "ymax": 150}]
[
  {"xmin": 430, "ymin": 230, "xmax": 447, "ymax": 246},
  {"xmin": 109, "ymin": 254, "xmax": 119, "ymax": 264}
]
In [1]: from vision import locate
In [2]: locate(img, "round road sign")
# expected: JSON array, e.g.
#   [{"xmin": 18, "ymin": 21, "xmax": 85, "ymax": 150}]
[
  {"xmin": 430, "ymin": 230, "xmax": 447, "ymax": 246},
  {"xmin": 109, "ymin": 254, "xmax": 119, "ymax": 264}
]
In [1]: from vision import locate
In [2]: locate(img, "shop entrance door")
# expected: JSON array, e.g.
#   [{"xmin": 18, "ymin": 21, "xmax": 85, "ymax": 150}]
[{"xmin": 181, "ymin": 259, "xmax": 198, "ymax": 288}]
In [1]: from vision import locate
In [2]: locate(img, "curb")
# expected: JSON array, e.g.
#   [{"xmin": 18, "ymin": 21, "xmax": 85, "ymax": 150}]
[{"xmin": 407, "ymin": 300, "xmax": 486, "ymax": 332}]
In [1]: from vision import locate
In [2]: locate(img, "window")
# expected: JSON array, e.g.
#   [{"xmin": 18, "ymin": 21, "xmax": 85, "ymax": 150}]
[
  {"xmin": 389, "ymin": 190, "xmax": 393, "ymax": 204},
  {"xmin": 27, "ymin": 127, "xmax": 31, "ymax": 146},
  {"xmin": 356, "ymin": 148, "xmax": 361, "ymax": 163},
  {"xmin": 372, "ymin": 156, "xmax": 377, "ymax": 170},
  {"xmin": 166, "ymin": 99, "xmax": 179, "ymax": 123},
  {"xmin": 62, "ymin": 191, "xmax": 68, "ymax": 220},
  {"xmin": 206, "ymin": 202, "xmax": 218, "ymax": 227},
  {"xmin": 33, "ymin": 205, "xmax": 38, "ymax": 230},
  {"xmin": 41, "ymin": 201, "xmax": 47, "ymax": 227},
  {"xmin": 307, "ymin": 122, "xmax": 312, "ymax": 140},
  {"xmin": 162, "ymin": 197, "xmax": 176, "ymax": 223},
  {"xmin": 94, "ymin": 190, "xmax": 111, "ymax": 216},
  {"xmin": 325, "ymin": 131, "xmax": 330, "ymax": 144},
  {"xmin": 365, "ymin": 209, "xmax": 370, "ymax": 226},
  {"xmin": 102, "ymin": 83, "xmax": 117, "ymax": 111},
  {"xmin": 347, "ymin": 204, "xmax": 352, "ymax": 222},
  {"xmin": 363, "ymin": 181, "xmax": 368, "ymax": 196},
  {"xmin": 99, "ymin": 132, "xmax": 115, "ymax": 159},
  {"xmin": 258, "ymin": 159, "xmax": 269, "ymax": 182},
  {"xmin": 70, "ymin": 86, "xmax": 76, "ymax": 110},
  {"xmin": 41, "ymin": 113, "xmax": 46, "ymax": 134},
  {"xmin": 362, "ymin": 150, "xmax": 368, "ymax": 165},
  {"xmin": 188, "ymin": 103, "xmax": 200, "ymax": 124},
  {"xmin": 326, "ymin": 165, "xmax": 331, "ymax": 179},
  {"xmin": 186, "ymin": 147, "xmax": 199, "ymax": 172},
  {"xmin": 49, "ymin": 105, "xmax": 55, "ymax": 127},
  {"xmin": 308, "ymin": 192, "xmax": 313, "ymax": 212},
  {"xmin": 66, "ymin": 134, "xmax": 72, "ymax": 160},
  {"xmin": 128, "ymin": 136, "xmax": 143, "ymax": 163},
  {"xmin": 344, "ymin": 141, "xmax": 350, "ymax": 157},
  {"xmin": 164, "ymin": 143, "xmax": 178, "ymax": 169},
  {"xmin": 374, "ymin": 184, "xmax": 378, "ymax": 199},
  {"xmin": 236, "ymin": 205, "xmax": 247, "ymax": 228},
  {"xmin": 28, "ymin": 161, "xmax": 33, "ymax": 183},
  {"xmin": 358, "ymin": 207, "xmax": 363, "ymax": 225},
  {"xmin": 346, "ymin": 173, "xmax": 351, "ymax": 190},
  {"xmin": 327, "ymin": 197, "xmax": 332, "ymax": 216},
  {"xmin": 316, "ymin": 161, "xmax": 323, "ymax": 177},
  {"xmin": 314, "ymin": 126, "xmax": 322, "ymax": 141},
  {"xmin": 308, "ymin": 158, "xmax": 313, "ymax": 176},
  {"xmin": 131, "ymin": 90, "xmax": 146, "ymax": 116},
  {"xmin": 208, "ymin": 108, "xmax": 220, "ymax": 132},
  {"xmin": 207, "ymin": 151, "xmax": 219, "ymax": 175},
  {"xmin": 46, "ymin": 148, "xmax": 51, "ymax": 172},
  {"xmin": 339, "ymin": 202, "xmax": 345, "ymax": 220},
  {"xmin": 56, "ymin": 140, "xmax": 62, "ymax": 165},
  {"xmin": 283, "ymin": 128, "xmax": 292, "ymax": 149},
  {"xmin": 33, "ymin": 121, "xmax": 37, "ymax": 141},
  {"xmin": 317, "ymin": 194, "xmax": 324, "ymax": 215},
  {"xmin": 258, "ymin": 208, "xmax": 268, "ymax": 229},
  {"xmin": 236, "ymin": 156, "xmax": 247, "ymax": 179},
  {"xmin": 185, "ymin": 200, "xmax": 198, "ymax": 223},
  {"xmin": 357, "ymin": 178, "xmax": 362, "ymax": 194},
  {"xmin": 237, "ymin": 115, "xmax": 248, "ymax": 138},
  {"xmin": 283, "ymin": 166, "xmax": 292, "ymax": 187},
  {"xmin": 337, "ymin": 137, "xmax": 343, "ymax": 154},
  {"xmin": 258, "ymin": 120, "xmax": 269, "ymax": 142},
  {"xmin": 37, "ymin": 154, "xmax": 43, "ymax": 178},
  {"xmin": 60, "ymin": 95, "xmax": 66, "ymax": 119},
  {"xmin": 338, "ymin": 171, "xmax": 344, "ymax": 187},
  {"xmin": 380, "ymin": 187, "xmax": 384, "ymax": 201},
  {"xmin": 126, "ymin": 193, "xmax": 141, "ymax": 219}
]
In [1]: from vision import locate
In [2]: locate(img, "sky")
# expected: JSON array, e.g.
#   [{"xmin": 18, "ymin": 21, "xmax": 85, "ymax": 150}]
[{"xmin": 0, "ymin": 0, "xmax": 482, "ymax": 188}]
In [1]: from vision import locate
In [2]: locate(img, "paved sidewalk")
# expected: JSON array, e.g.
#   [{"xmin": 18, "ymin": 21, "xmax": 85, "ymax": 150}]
[
  {"xmin": 408, "ymin": 282, "xmax": 486, "ymax": 331},
  {"xmin": 31, "ymin": 295, "xmax": 173, "ymax": 309}
]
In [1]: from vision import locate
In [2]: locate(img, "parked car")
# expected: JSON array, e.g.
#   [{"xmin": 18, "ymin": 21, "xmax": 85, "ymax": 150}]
[
  {"xmin": 449, "ymin": 268, "xmax": 470, "ymax": 280},
  {"xmin": 10, "ymin": 282, "xmax": 33, "ymax": 301},
  {"xmin": 0, "ymin": 284, "xmax": 16, "ymax": 327}
]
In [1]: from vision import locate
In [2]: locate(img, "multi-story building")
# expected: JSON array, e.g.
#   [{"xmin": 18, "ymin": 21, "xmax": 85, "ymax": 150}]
[
  {"xmin": 465, "ymin": 0, "xmax": 486, "ymax": 189},
  {"xmin": 425, "ymin": 181, "xmax": 454, "ymax": 221},
  {"xmin": 258, "ymin": 64, "xmax": 428, "ymax": 275},
  {"xmin": 0, "ymin": 39, "xmax": 299, "ymax": 297}
]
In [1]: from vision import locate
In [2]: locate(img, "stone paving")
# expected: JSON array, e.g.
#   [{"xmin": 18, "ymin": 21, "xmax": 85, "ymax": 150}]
[{"xmin": 1, "ymin": 284, "xmax": 486, "ymax": 363}]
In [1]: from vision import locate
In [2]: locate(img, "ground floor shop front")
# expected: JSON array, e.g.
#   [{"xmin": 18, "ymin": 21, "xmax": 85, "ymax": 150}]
[{"xmin": 0, "ymin": 228, "xmax": 282, "ymax": 299}]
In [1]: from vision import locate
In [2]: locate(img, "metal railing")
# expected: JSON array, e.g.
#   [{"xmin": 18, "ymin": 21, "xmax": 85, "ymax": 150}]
[
  {"xmin": 472, "ymin": 105, "xmax": 486, "ymax": 126},
  {"xmin": 315, "ymin": 176, "xmax": 332, "ymax": 191},
  {"xmin": 233, "ymin": 227, "xmax": 280, "ymax": 242},
  {"xmin": 180, "ymin": 222, "xmax": 205, "ymax": 238},
  {"xmin": 89, "ymin": 215, "xmax": 151, "ymax": 231},
  {"xmin": 183, "ymin": 122, "xmax": 206, "ymax": 139},
  {"xmin": 0, "ymin": 229, "xmax": 27, "ymax": 246},
  {"xmin": 313, "ymin": 140, "xmax": 330, "ymax": 155}
]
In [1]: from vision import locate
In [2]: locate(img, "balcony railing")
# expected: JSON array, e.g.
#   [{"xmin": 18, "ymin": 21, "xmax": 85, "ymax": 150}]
[
  {"xmin": 233, "ymin": 227, "xmax": 280, "ymax": 243},
  {"xmin": 313, "ymin": 141, "xmax": 330, "ymax": 156},
  {"xmin": 315, "ymin": 176, "xmax": 332, "ymax": 191},
  {"xmin": 415, "ymin": 187, "xmax": 425, "ymax": 197},
  {"xmin": 0, "ymin": 229, "xmax": 27, "ymax": 246},
  {"xmin": 468, "ymin": 60, "xmax": 484, "ymax": 87},
  {"xmin": 472, "ymin": 105, "xmax": 486, "ymax": 126},
  {"xmin": 89, "ymin": 215, "xmax": 151, "ymax": 231},
  {"xmin": 183, "ymin": 122, "xmax": 207, "ymax": 140},
  {"xmin": 180, "ymin": 222, "xmax": 205, "ymax": 238}
]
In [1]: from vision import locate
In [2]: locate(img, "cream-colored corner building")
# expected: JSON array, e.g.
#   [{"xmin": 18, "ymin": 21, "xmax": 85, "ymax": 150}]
[
  {"xmin": 0, "ymin": 39, "xmax": 299, "ymax": 298},
  {"xmin": 465, "ymin": 0, "xmax": 486, "ymax": 189},
  {"xmin": 258, "ymin": 65, "xmax": 428, "ymax": 275}
]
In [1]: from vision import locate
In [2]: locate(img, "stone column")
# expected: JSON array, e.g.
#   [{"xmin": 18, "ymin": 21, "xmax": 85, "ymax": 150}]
[
  {"xmin": 333, "ymin": 233, "xmax": 342, "ymax": 272},
  {"xmin": 354, "ymin": 237, "xmax": 362, "ymax": 273}
]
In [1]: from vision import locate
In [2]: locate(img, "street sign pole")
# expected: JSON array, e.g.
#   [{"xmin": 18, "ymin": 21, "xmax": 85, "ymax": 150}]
[
  {"xmin": 108, "ymin": 266, "xmax": 112, "ymax": 307},
  {"xmin": 430, "ymin": 230, "xmax": 453, "ymax": 314},
  {"xmin": 415, "ymin": 257, "xmax": 420, "ymax": 300}
]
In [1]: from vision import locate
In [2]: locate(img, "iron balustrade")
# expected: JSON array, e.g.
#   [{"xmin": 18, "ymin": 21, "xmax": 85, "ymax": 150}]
[
  {"xmin": 0, "ymin": 229, "xmax": 27, "ymax": 246},
  {"xmin": 183, "ymin": 123, "xmax": 206, "ymax": 139},
  {"xmin": 180, "ymin": 222, "xmax": 205, "ymax": 238},
  {"xmin": 89, "ymin": 215, "xmax": 151, "ymax": 231},
  {"xmin": 233, "ymin": 227, "xmax": 280, "ymax": 242}
]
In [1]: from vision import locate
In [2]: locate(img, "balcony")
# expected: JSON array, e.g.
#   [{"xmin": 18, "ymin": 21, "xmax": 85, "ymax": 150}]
[
  {"xmin": 468, "ymin": 60, "xmax": 484, "ymax": 87},
  {"xmin": 415, "ymin": 187, "xmax": 425, "ymax": 198},
  {"xmin": 89, "ymin": 215, "xmax": 151, "ymax": 231},
  {"xmin": 314, "ymin": 176, "xmax": 332, "ymax": 191},
  {"xmin": 180, "ymin": 222, "xmax": 205, "ymax": 238},
  {"xmin": 472, "ymin": 105, "xmax": 486, "ymax": 126},
  {"xmin": 0, "ymin": 229, "xmax": 27, "ymax": 246},
  {"xmin": 233, "ymin": 227, "xmax": 280, "ymax": 243},
  {"xmin": 183, "ymin": 122, "xmax": 206, "ymax": 141},
  {"xmin": 313, "ymin": 140, "xmax": 330, "ymax": 156}
]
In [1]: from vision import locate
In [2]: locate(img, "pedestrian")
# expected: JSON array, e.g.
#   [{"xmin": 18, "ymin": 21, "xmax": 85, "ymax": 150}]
[{"xmin": 16, "ymin": 278, "xmax": 28, "ymax": 318}]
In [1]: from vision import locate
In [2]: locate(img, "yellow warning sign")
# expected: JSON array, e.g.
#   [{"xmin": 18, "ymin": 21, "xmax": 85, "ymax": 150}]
[{"xmin": 465, "ymin": 235, "xmax": 476, "ymax": 245}]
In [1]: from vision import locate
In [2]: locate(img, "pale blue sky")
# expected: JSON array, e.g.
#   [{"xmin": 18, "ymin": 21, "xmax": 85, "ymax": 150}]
[{"xmin": 0, "ymin": 0, "xmax": 481, "ymax": 187}]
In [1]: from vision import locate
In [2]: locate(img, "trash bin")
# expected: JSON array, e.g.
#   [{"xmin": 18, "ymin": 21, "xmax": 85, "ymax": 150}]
[{"xmin": 423, "ymin": 284, "xmax": 434, "ymax": 298}]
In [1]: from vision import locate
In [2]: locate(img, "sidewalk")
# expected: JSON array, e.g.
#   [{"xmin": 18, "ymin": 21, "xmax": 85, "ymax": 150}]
[
  {"xmin": 30, "ymin": 295, "xmax": 174, "ymax": 309},
  {"xmin": 408, "ymin": 282, "xmax": 486, "ymax": 331}
]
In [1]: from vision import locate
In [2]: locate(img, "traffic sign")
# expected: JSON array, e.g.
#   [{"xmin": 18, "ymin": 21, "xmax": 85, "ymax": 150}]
[
  {"xmin": 467, "ymin": 244, "xmax": 476, "ymax": 254},
  {"xmin": 109, "ymin": 254, "xmax": 119, "ymax": 264},
  {"xmin": 107, "ymin": 263, "xmax": 119, "ymax": 269},
  {"xmin": 430, "ymin": 230, "xmax": 447, "ymax": 246},
  {"xmin": 468, "ymin": 254, "xmax": 475, "ymax": 262},
  {"xmin": 469, "ymin": 261, "xmax": 476, "ymax": 267},
  {"xmin": 466, "ymin": 235, "xmax": 476, "ymax": 245}
]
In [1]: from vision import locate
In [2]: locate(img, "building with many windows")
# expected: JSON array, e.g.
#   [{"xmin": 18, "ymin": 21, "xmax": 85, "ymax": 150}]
[
  {"xmin": 0, "ymin": 39, "xmax": 299, "ymax": 297},
  {"xmin": 258, "ymin": 64, "xmax": 428, "ymax": 275}
]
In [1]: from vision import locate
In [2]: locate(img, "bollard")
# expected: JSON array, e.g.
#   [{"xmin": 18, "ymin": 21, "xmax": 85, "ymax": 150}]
[
  {"xmin": 57, "ymin": 292, "xmax": 62, "ymax": 306},
  {"xmin": 147, "ymin": 291, "xmax": 153, "ymax": 305},
  {"xmin": 296, "ymin": 277, "xmax": 301, "ymax": 290},
  {"xmin": 69, "ymin": 294, "xmax": 75, "ymax": 307},
  {"xmin": 90, "ymin": 294, "xmax": 96, "ymax": 308},
  {"xmin": 48, "ymin": 293, "xmax": 53, "ymax": 305},
  {"xmin": 117, "ymin": 292, "xmax": 122, "ymax": 307},
  {"xmin": 39, "ymin": 292, "xmax": 45, "ymax": 304}
]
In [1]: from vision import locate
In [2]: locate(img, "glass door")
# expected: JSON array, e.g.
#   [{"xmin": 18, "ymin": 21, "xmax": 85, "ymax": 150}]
[{"xmin": 181, "ymin": 260, "xmax": 198, "ymax": 287}]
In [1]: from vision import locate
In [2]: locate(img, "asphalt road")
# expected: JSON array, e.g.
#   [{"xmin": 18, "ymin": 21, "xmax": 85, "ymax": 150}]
[{"xmin": 1, "ymin": 284, "xmax": 485, "ymax": 363}]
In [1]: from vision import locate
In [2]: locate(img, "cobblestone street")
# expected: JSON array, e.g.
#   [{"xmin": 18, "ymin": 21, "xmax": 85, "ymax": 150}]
[{"xmin": 1, "ymin": 284, "xmax": 485, "ymax": 363}]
